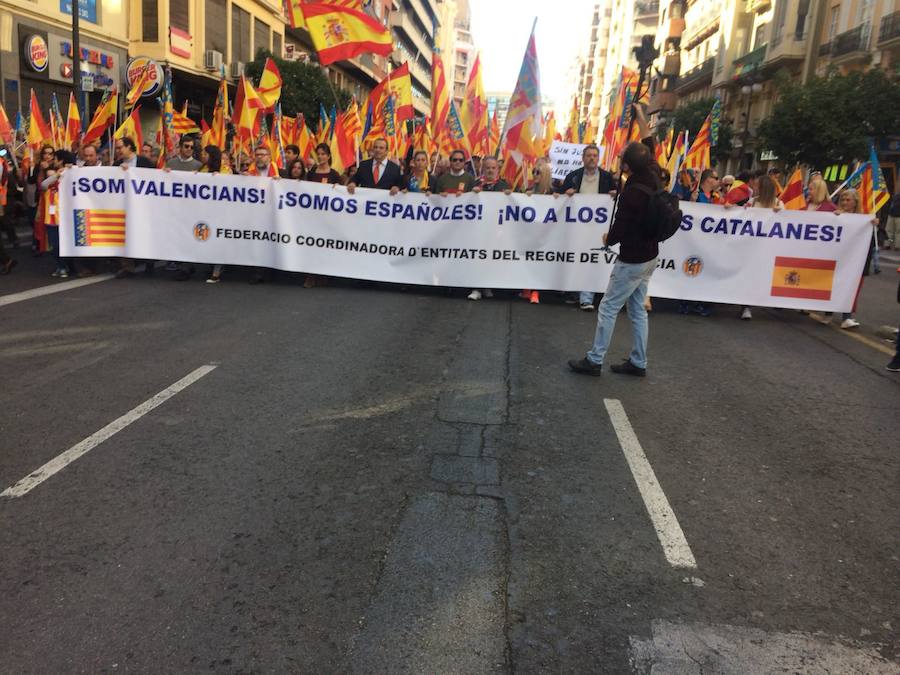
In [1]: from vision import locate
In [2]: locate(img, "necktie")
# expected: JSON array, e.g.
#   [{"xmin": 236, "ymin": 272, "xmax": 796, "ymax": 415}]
[{"xmin": 373, "ymin": 162, "xmax": 381, "ymax": 184}]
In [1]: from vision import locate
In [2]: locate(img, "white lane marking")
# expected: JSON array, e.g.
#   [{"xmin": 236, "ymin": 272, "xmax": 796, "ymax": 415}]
[
  {"xmin": 1, "ymin": 364, "xmax": 217, "ymax": 498},
  {"xmin": 0, "ymin": 274, "xmax": 114, "ymax": 308},
  {"xmin": 604, "ymin": 399, "xmax": 697, "ymax": 569}
]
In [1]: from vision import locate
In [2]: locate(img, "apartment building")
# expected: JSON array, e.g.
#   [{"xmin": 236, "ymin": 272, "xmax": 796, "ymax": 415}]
[{"xmin": 0, "ymin": 0, "xmax": 128, "ymax": 113}]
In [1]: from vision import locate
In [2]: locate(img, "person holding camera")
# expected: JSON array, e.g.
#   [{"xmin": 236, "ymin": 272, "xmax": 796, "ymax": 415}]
[{"xmin": 568, "ymin": 105, "xmax": 666, "ymax": 378}]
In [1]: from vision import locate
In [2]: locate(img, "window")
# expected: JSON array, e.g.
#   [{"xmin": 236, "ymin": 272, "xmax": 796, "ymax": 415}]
[
  {"xmin": 254, "ymin": 18, "xmax": 270, "ymax": 57},
  {"xmin": 205, "ymin": 0, "xmax": 227, "ymax": 54},
  {"xmin": 232, "ymin": 5, "xmax": 251, "ymax": 63},
  {"xmin": 857, "ymin": 0, "xmax": 873, "ymax": 24},
  {"xmin": 795, "ymin": 0, "xmax": 810, "ymax": 38},
  {"xmin": 771, "ymin": 0, "xmax": 787, "ymax": 42},
  {"xmin": 170, "ymin": 0, "xmax": 189, "ymax": 33},
  {"xmin": 142, "ymin": 0, "xmax": 158, "ymax": 41},
  {"xmin": 273, "ymin": 32, "xmax": 282, "ymax": 57},
  {"xmin": 754, "ymin": 23, "xmax": 767, "ymax": 49},
  {"xmin": 828, "ymin": 5, "xmax": 839, "ymax": 38}
]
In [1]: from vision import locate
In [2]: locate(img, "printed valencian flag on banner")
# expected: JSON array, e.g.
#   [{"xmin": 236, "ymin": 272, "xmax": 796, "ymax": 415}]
[
  {"xmin": 770, "ymin": 256, "xmax": 836, "ymax": 301},
  {"xmin": 74, "ymin": 208, "xmax": 126, "ymax": 247}
]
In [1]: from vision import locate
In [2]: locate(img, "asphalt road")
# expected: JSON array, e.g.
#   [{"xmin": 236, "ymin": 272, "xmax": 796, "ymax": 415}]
[{"xmin": 1, "ymin": 249, "xmax": 898, "ymax": 674}]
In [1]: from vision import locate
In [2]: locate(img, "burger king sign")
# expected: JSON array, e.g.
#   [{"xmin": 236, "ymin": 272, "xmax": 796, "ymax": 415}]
[
  {"xmin": 25, "ymin": 35, "xmax": 49, "ymax": 73},
  {"xmin": 125, "ymin": 57, "xmax": 163, "ymax": 97}
]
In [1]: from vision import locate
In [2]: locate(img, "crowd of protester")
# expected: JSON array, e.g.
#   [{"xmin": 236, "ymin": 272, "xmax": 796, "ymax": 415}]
[{"xmin": 0, "ymin": 115, "xmax": 896, "ymax": 370}]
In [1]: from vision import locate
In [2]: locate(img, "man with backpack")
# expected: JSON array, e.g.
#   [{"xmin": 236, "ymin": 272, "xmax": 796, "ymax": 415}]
[{"xmin": 568, "ymin": 120, "xmax": 680, "ymax": 378}]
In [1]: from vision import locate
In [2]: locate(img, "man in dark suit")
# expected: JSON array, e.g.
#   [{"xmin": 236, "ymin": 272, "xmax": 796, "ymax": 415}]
[
  {"xmin": 347, "ymin": 138, "xmax": 403, "ymax": 194},
  {"xmin": 114, "ymin": 136, "xmax": 156, "ymax": 278},
  {"xmin": 114, "ymin": 136, "xmax": 156, "ymax": 169},
  {"xmin": 560, "ymin": 144, "xmax": 617, "ymax": 311}
]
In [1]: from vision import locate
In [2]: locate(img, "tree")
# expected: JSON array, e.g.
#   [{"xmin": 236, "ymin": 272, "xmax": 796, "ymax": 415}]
[
  {"xmin": 670, "ymin": 97, "xmax": 733, "ymax": 164},
  {"xmin": 758, "ymin": 68, "xmax": 900, "ymax": 168},
  {"xmin": 245, "ymin": 51, "xmax": 352, "ymax": 129}
]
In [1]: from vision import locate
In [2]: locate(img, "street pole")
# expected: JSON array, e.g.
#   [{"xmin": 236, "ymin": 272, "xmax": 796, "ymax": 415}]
[{"xmin": 72, "ymin": 0, "xmax": 82, "ymax": 124}]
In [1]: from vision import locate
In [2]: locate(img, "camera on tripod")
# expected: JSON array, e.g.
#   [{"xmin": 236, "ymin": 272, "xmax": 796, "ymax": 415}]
[{"xmin": 633, "ymin": 35, "xmax": 659, "ymax": 71}]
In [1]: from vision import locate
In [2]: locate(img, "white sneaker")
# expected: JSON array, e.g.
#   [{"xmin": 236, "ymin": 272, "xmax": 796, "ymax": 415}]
[
  {"xmin": 840, "ymin": 318, "xmax": 860, "ymax": 329},
  {"xmin": 467, "ymin": 290, "xmax": 482, "ymax": 301},
  {"xmin": 483, "ymin": 289, "xmax": 493, "ymax": 298},
  {"xmin": 741, "ymin": 307, "xmax": 752, "ymax": 320},
  {"xmin": 580, "ymin": 303, "xmax": 595, "ymax": 311},
  {"xmin": 58, "ymin": 269, "xmax": 69, "ymax": 278}
]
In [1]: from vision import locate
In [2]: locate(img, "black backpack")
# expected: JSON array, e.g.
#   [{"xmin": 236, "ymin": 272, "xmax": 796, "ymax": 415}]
[{"xmin": 632, "ymin": 183, "xmax": 683, "ymax": 242}]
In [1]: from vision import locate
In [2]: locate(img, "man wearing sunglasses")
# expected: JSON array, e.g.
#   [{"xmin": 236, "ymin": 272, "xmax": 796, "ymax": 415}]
[
  {"xmin": 433, "ymin": 150, "xmax": 476, "ymax": 195},
  {"xmin": 166, "ymin": 137, "xmax": 201, "ymax": 172}
]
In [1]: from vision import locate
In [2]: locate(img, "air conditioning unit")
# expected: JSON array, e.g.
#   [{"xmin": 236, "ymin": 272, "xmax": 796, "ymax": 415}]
[
  {"xmin": 229, "ymin": 61, "xmax": 245, "ymax": 79},
  {"xmin": 204, "ymin": 50, "xmax": 223, "ymax": 71}
]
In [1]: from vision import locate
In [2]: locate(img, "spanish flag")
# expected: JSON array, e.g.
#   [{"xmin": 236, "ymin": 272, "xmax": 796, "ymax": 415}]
[
  {"xmin": 65, "ymin": 93, "xmax": 82, "ymax": 148},
  {"xmin": 301, "ymin": 3, "xmax": 393, "ymax": 66},
  {"xmin": 256, "ymin": 57, "xmax": 283, "ymax": 111},
  {"xmin": 81, "ymin": 87, "xmax": 118, "ymax": 145},
  {"xmin": 114, "ymin": 105, "xmax": 143, "ymax": 151},
  {"xmin": 27, "ymin": 89, "xmax": 52, "ymax": 149},
  {"xmin": 780, "ymin": 168, "xmax": 805, "ymax": 210},
  {"xmin": 771, "ymin": 256, "xmax": 836, "ymax": 301}
]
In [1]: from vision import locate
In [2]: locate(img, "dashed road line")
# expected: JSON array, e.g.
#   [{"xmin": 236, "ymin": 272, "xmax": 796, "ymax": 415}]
[
  {"xmin": 0, "ymin": 274, "xmax": 114, "ymax": 308},
  {"xmin": 604, "ymin": 398, "xmax": 697, "ymax": 569},
  {"xmin": 1, "ymin": 364, "xmax": 217, "ymax": 498}
]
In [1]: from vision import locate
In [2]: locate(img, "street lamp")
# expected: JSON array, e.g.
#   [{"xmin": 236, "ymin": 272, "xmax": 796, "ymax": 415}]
[
  {"xmin": 740, "ymin": 76, "xmax": 763, "ymax": 169},
  {"xmin": 72, "ymin": 0, "xmax": 82, "ymax": 121}
]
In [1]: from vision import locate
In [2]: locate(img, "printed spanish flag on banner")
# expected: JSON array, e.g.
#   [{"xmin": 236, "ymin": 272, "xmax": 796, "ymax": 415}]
[
  {"xmin": 770, "ymin": 256, "xmax": 836, "ymax": 301},
  {"xmin": 301, "ymin": 3, "xmax": 393, "ymax": 66}
]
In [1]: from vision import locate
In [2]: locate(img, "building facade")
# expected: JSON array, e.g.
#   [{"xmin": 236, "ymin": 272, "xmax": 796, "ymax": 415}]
[
  {"xmin": 0, "ymin": 0, "xmax": 128, "ymax": 115},
  {"xmin": 435, "ymin": 0, "xmax": 474, "ymax": 108},
  {"xmin": 644, "ymin": 0, "xmax": 900, "ymax": 173},
  {"xmin": 127, "ymin": 0, "xmax": 286, "ymax": 128}
]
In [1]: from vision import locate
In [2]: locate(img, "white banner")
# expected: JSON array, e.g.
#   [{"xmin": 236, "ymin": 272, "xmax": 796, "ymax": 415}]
[
  {"xmin": 549, "ymin": 141, "xmax": 597, "ymax": 181},
  {"xmin": 60, "ymin": 168, "xmax": 872, "ymax": 312}
]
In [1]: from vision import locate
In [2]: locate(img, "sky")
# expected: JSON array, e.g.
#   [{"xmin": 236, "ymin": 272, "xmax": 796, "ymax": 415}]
[{"xmin": 469, "ymin": 0, "xmax": 597, "ymax": 111}]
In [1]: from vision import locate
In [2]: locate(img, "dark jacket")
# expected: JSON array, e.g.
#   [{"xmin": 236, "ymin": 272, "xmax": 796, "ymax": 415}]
[
  {"xmin": 560, "ymin": 166, "xmax": 615, "ymax": 194},
  {"xmin": 353, "ymin": 158, "xmax": 404, "ymax": 190},
  {"xmin": 114, "ymin": 156, "xmax": 156, "ymax": 169},
  {"xmin": 606, "ymin": 168, "xmax": 660, "ymax": 264}
]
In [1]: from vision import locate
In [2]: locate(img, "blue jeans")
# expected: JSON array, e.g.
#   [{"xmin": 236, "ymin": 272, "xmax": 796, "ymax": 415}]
[
  {"xmin": 587, "ymin": 258, "xmax": 657, "ymax": 368},
  {"xmin": 579, "ymin": 291, "xmax": 594, "ymax": 306}
]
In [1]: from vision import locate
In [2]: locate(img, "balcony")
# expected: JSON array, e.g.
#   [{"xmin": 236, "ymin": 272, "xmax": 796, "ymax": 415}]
[
  {"xmin": 745, "ymin": 0, "xmax": 771, "ymax": 12},
  {"xmin": 830, "ymin": 23, "xmax": 871, "ymax": 63},
  {"xmin": 390, "ymin": 11, "xmax": 433, "ymax": 63},
  {"xmin": 675, "ymin": 56, "xmax": 714, "ymax": 92},
  {"xmin": 879, "ymin": 10, "xmax": 900, "ymax": 47},
  {"xmin": 732, "ymin": 44, "xmax": 767, "ymax": 80},
  {"xmin": 635, "ymin": 0, "xmax": 659, "ymax": 19},
  {"xmin": 765, "ymin": 29, "xmax": 807, "ymax": 65},
  {"xmin": 818, "ymin": 41, "xmax": 831, "ymax": 56}
]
